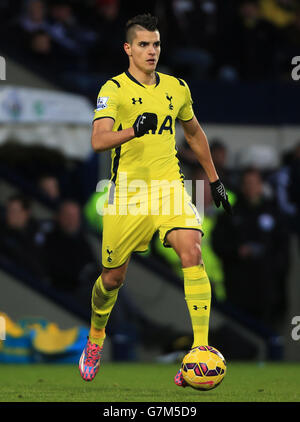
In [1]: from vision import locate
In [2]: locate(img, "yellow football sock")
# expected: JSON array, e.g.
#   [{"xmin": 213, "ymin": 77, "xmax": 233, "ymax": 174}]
[
  {"xmin": 89, "ymin": 327, "xmax": 106, "ymax": 347},
  {"xmin": 183, "ymin": 264, "xmax": 211, "ymax": 348},
  {"xmin": 90, "ymin": 275, "xmax": 120, "ymax": 346}
]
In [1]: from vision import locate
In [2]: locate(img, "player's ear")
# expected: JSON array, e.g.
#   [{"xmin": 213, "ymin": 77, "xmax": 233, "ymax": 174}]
[{"xmin": 124, "ymin": 42, "xmax": 132, "ymax": 57}]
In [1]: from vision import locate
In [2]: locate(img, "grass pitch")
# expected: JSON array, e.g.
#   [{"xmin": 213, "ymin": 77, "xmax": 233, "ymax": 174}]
[{"xmin": 0, "ymin": 362, "xmax": 299, "ymax": 402}]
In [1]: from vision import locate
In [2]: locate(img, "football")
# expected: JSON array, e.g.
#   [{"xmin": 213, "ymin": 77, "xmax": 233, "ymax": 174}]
[{"xmin": 181, "ymin": 345, "xmax": 226, "ymax": 390}]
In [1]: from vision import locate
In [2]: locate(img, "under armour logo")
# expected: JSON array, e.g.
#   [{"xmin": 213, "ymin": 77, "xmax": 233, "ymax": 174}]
[
  {"xmin": 166, "ymin": 93, "xmax": 173, "ymax": 110},
  {"xmin": 216, "ymin": 183, "xmax": 227, "ymax": 199},
  {"xmin": 193, "ymin": 305, "xmax": 208, "ymax": 311},
  {"xmin": 96, "ymin": 313, "xmax": 109, "ymax": 318},
  {"xmin": 132, "ymin": 97, "xmax": 142, "ymax": 105}
]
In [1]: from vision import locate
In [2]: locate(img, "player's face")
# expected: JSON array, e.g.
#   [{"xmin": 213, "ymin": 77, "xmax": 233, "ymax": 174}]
[
  {"xmin": 242, "ymin": 172, "xmax": 263, "ymax": 201},
  {"xmin": 6, "ymin": 201, "xmax": 30, "ymax": 229},
  {"xmin": 125, "ymin": 30, "xmax": 161, "ymax": 74}
]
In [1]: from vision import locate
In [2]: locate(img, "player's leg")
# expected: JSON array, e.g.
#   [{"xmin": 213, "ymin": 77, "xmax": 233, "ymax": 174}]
[
  {"xmin": 166, "ymin": 228, "xmax": 211, "ymax": 348},
  {"xmin": 90, "ymin": 261, "xmax": 130, "ymax": 345},
  {"xmin": 79, "ymin": 260, "xmax": 129, "ymax": 381},
  {"xmin": 79, "ymin": 208, "xmax": 155, "ymax": 381},
  {"xmin": 165, "ymin": 229, "xmax": 211, "ymax": 387}
]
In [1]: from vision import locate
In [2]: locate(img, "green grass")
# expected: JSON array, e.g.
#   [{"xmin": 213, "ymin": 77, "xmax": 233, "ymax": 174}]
[{"xmin": 0, "ymin": 362, "xmax": 299, "ymax": 402}]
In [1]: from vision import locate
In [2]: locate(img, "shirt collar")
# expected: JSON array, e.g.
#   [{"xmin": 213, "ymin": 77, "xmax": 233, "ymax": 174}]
[{"xmin": 125, "ymin": 70, "xmax": 160, "ymax": 88}]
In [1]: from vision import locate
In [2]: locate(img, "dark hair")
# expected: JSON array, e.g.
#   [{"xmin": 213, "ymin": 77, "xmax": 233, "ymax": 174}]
[
  {"xmin": 57, "ymin": 198, "xmax": 80, "ymax": 212},
  {"xmin": 240, "ymin": 166, "xmax": 262, "ymax": 183},
  {"xmin": 210, "ymin": 139, "xmax": 227, "ymax": 152},
  {"xmin": 7, "ymin": 194, "xmax": 31, "ymax": 211},
  {"xmin": 125, "ymin": 13, "xmax": 158, "ymax": 43}
]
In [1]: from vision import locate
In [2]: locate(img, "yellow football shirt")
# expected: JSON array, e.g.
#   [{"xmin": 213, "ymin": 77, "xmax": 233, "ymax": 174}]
[{"xmin": 93, "ymin": 71, "xmax": 194, "ymax": 205}]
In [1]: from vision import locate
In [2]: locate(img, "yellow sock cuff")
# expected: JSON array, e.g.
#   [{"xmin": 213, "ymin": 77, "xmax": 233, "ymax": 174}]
[
  {"xmin": 91, "ymin": 275, "xmax": 121, "ymax": 331},
  {"xmin": 97, "ymin": 275, "xmax": 121, "ymax": 297},
  {"xmin": 90, "ymin": 326, "xmax": 105, "ymax": 338},
  {"xmin": 89, "ymin": 326, "xmax": 106, "ymax": 346},
  {"xmin": 182, "ymin": 264, "xmax": 207, "ymax": 280}
]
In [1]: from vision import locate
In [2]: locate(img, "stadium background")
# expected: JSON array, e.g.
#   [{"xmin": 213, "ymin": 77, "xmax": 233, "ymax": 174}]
[{"xmin": 0, "ymin": 0, "xmax": 299, "ymax": 372}]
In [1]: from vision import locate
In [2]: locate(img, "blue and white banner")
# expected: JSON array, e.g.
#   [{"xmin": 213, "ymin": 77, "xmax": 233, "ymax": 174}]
[{"xmin": 0, "ymin": 85, "xmax": 93, "ymax": 124}]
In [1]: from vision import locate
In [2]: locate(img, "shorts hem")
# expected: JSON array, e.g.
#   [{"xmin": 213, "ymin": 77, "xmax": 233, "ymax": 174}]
[
  {"xmin": 101, "ymin": 249, "xmax": 148, "ymax": 269},
  {"xmin": 163, "ymin": 227, "xmax": 204, "ymax": 248},
  {"xmin": 102, "ymin": 258, "xmax": 129, "ymax": 270},
  {"xmin": 133, "ymin": 249, "xmax": 148, "ymax": 254}
]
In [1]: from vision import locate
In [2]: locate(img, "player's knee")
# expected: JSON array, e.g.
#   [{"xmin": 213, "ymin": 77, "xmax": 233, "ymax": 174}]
[
  {"xmin": 102, "ymin": 271, "xmax": 125, "ymax": 291},
  {"xmin": 180, "ymin": 243, "xmax": 203, "ymax": 268}
]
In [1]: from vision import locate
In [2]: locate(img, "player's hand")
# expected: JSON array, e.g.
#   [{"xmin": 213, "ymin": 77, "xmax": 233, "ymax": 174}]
[
  {"xmin": 210, "ymin": 179, "xmax": 232, "ymax": 215},
  {"xmin": 133, "ymin": 113, "xmax": 158, "ymax": 138}
]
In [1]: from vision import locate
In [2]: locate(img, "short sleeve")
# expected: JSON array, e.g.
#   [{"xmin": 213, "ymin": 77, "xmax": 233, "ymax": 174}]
[
  {"xmin": 177, "ymin": 80, "xmax": 194, "ymax": 122},
  {"xmin": 93, "ymin": 80, "xmax": 120, "ymax": 122}
]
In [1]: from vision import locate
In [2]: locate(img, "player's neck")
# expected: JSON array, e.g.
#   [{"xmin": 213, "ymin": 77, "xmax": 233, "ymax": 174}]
[{"xmin": 127, "ymin": 66, "xmax": 156, "ymax": 86}]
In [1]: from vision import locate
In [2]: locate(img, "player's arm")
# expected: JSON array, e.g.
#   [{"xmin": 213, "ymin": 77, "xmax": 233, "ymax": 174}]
[
  {"xmin": 92, "ymin": 114, "xmax": 158, "ymax": 152},
  {"xmin": 92, "ymin": 118, "xmax": 134, "ymax": 152},
  {"xmin": 180, "ymin": 115, "xmax": 232, "ymax": 214},
  {"xmin": 180, "ymin": 116, "xmax": 217, "ymax": 182}
]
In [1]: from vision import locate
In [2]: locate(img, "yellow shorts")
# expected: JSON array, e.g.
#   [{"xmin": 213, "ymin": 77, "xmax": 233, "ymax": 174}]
[{"xmin": 101, "ymin": 191, "xmax": 203, "ymax": 268}]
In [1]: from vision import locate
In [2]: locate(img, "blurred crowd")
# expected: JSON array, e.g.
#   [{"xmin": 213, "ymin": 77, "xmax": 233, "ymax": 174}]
[
  {"xmin": 0, "ymin": 0, "xmax": 299, "ymax": 357},
  {"xmin": 168, "ymin": 139, "xmax": 299, "ymax": 332},
  {"xmin": 0, "ymin": 139, "xmax": 299, "ymax": 337},
  {"xmin": 0, "ymin": 0, "xmax": 300, "ymax": 84},
  {"xmin": 0, "ymin": 193, "xmax": 98, "ymax": 307}
]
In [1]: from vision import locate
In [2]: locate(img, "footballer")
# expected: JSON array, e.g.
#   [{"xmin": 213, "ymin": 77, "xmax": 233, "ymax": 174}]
[{"xmin": 79, "ymin": 13, "xmax": 231, "ymax": 386}]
